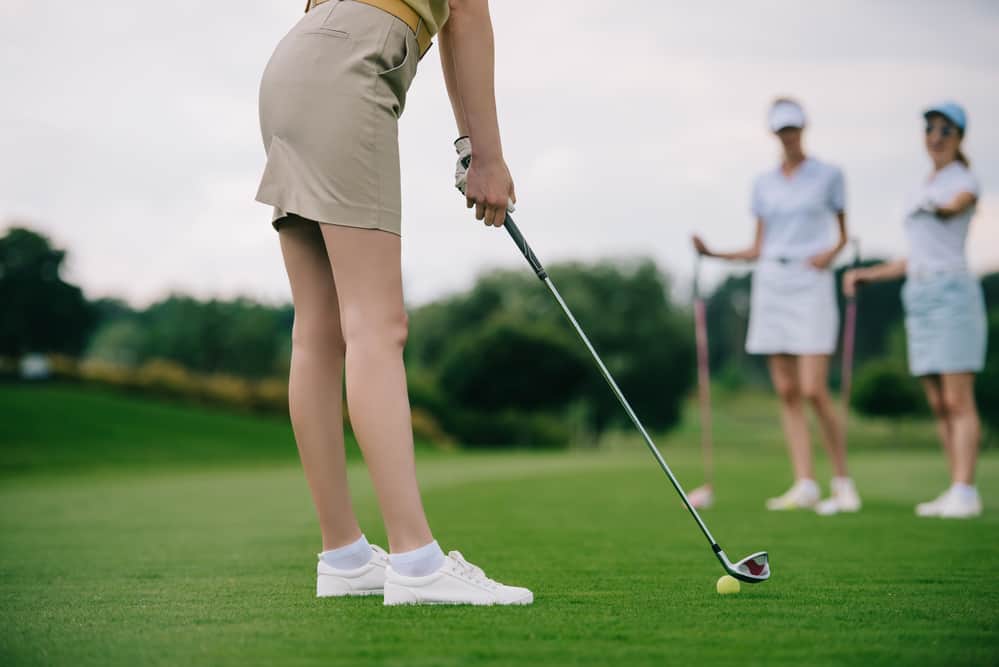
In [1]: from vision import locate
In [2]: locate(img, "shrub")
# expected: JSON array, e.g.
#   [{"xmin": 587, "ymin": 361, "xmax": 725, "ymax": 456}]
[
  {"xmin": 437, "ymin": 318, "xmax": 589, "ymax": 414},
  {"xmin": 43, "ymin": 355, "xmax": 455, "ymax": 444},
  {"xmin": 200, "ymin": 373, "xmax": 255, "ymax": 409},
  {"xmin": 253, "ymin": 378, "xmax": 289, "ymax": 414},
  {"xmin": 410, "ymin": 408, "xmax": 456, "ymax": 449},
  {"xmin": 409, "ymin": 259, "xmax": 695, "ymax": 436},
  {"xmin": 441, "ymin": 408, "xmax": 572, "ymax": 449},
  {"xmin": 133, "ymin": 360, "xmax": 196, "ymax": 399},
  {"xmin": 851, "ymin": 359, "xmax": 927, "ymax": 418}
]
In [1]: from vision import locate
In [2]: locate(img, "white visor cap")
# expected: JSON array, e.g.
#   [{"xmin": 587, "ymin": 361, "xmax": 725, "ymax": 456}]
[{"xmin": 768, "ymin": 101, "xmax": 806, "ymax": 132}]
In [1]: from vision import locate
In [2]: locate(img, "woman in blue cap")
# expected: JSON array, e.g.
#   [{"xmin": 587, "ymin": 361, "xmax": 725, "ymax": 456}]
[
  {"xmin": 693, "ymin": 98, "xmax": 860, "ymax": 515},
  {"xmin": 844, "ymin": 102, "xmax": 986, "ymax": 518}
]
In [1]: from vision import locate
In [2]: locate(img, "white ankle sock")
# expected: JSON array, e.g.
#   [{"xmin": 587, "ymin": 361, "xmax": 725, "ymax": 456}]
[
  {"xmin": 797, "ymin": 479, "xmax": 820, "ymax": 495},
  {"xmin": 389, "ymin": 540, "xmax": 446, "ymax": 577},
  {"xmin": 320, "ymin": 534, "xmax": 373, "ymax": 571},
  {"xmin": 950, "ymin": 483, "xmax": 978, "ymax": 501},
  {"xmin": 832, "ymin": 477, "xmax": 854, "ymax": 491}
]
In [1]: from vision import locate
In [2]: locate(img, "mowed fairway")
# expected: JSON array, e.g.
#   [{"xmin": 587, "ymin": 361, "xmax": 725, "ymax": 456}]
[{"xmin": 1, "ymin": 385, "xmax": 997, "ymax": 666}]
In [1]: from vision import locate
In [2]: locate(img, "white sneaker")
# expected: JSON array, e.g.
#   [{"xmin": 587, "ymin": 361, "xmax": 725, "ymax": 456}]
[
  {"xmin": 687, "ymin": 485, "xmax": 714, "ymax": 510},
  {"xmin": 915, "ymin": 488, "xmax": 953, "ymax": 517},
  {"xmin": 815, "ymin": 478, "xmax": 862, "ymax": 516},
  {"xmin": 317, "ymin": 544, "xmax": 389, "ymax": 597},
  {"xmin": 766, "ymin": 479, "xmax": 820, "ymax": 511},
  {"xmin": 937, "ymin": 489, "xmax": 983, "ymax": 519},
  {"xmin": 384, "ymin": 550, "xmax": 533, "ymax": 606}
]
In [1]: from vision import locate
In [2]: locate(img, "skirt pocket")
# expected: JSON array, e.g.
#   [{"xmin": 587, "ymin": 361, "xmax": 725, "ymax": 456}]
[{"xmin": 374, "ymin": 21, "xmax": 417, "ymax": 117}]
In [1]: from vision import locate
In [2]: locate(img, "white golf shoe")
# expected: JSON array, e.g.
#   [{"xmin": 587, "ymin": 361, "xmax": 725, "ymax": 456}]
[
  {"xmin": 815, "ymin": 478, "xmax": 862, "ymax": 516},
  {"xmin": 937, "ymin": 488, "xmax": 982, "ymax": 519},
  {"xmin": 384, "ymin": 550, "xmax": 533, "ymax": 606},
  {"xmin": 915, "ymin": 488, "xmax": 953, "ymax": 517},
  {"xmin": 766, "ymin": 479, "xmax": 820, "ymax": 511},
  {"xmin": 316, "ymin": 544, "xmax": 389, "ymax": 597}
]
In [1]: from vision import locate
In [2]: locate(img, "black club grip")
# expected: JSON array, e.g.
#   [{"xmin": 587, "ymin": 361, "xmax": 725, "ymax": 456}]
[{"xmin": 503, "ymin": 214, "xmax": 547, "ymax": 280}]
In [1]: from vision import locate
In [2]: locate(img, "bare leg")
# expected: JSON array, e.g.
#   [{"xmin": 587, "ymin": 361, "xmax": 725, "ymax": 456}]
[
  {"xmin": 279, "ymin": 217, "xmax": 362, "ymax": 551},
  {"xmin": 941, "ymin": 373, "xmax": 981, "ymax": 485},
  {"xmin": 768, "ymin": 355, "xmax": 813, "ymax": 481},
  {"xmin": 320, "ymin": 224, "xmax": 434, "ymax": 553},
  {"xmin": 799, "ymin": 355, "xmax": 847, "ymax": 477},
  {"xmin": 920, "ymin": 376, "xmax": 955, "ymax": 478}
]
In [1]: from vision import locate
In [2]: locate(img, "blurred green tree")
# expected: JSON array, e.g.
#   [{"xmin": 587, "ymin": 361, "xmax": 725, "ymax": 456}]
[
  {"xmin": 437, "ymin": 317, "xmax": 589, "ymax": 412},
  {"xmin": 0, "ymin": 227, "xmax": 96, "ymax": 356},
  {"xmin": 408, "ymin": 258, "xmax": 694, "ymax": 433},
  {"xmin": 135, "ymin": 296, "xmax": 292, "ymax": 378}
]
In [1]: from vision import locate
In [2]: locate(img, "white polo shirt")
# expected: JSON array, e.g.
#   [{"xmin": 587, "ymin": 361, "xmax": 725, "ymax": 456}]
[
  {"xmin": 751, "ymin": 157, "xmax": 846, "ymax": 260},
  {"xmin": 905, "ymin": 161, "xmax": 980, "ymax": 275}
]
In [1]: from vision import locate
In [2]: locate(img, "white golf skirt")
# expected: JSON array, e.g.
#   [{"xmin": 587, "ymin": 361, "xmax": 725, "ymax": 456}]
[{"xmin": 746, "ymin": 260, "xmax": 839, "ymax": 356}]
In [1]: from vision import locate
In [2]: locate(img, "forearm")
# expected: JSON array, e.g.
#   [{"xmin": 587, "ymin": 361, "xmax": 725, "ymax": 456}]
[
  {"xmin": 707, "ymin": 218, "xmax": 762, "ymax": 261},
  {"xmin": 438, "ymin": 22, "xmax": 468, "ymax": 136},
  {"xmin": 712, "ymin": 247, "xmax": 761, "ymax": 262},
  {"xmin": 858, "ymin": 259, "xmax": 907, "ymax": 282},
  {"xmin": 440, "ymin": 0, "xmax": 502, "ymax": 161},
  {"xmin": 935, "ymin": 192, "xmax": 977, "ymax": 219}
]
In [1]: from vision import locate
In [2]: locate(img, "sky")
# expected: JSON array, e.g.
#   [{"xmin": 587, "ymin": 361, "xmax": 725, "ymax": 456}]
[{"xmin": 2, "ymin": 0, "xmax": 998, "ymax": 308}]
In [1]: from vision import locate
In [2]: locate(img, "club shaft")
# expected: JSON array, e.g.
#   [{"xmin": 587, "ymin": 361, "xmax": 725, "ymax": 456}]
[
  {"xmin": 841, "ymin": 299, "xmax": 857, "ymax": 410},
  {"xmin": 504, "ymin": 215, "xmax": 719, "ymax": 549},
  {"xmin": 692, "ymin": 253, "xmax": 713, "ymax": 485},
  {"xmin": 694, "ymin": 299, "xmax": 714, "ymax": 485},
  {"xmin": 841, "ymin": 238, "xmax": 861, "ymax": 417}
]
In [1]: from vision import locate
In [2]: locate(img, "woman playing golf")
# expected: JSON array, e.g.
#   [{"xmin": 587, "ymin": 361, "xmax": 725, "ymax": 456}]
[
  {"xmin": 692, "ymin": 98, "xmax": 860, "ymax": 515},
  {"xmin": 255, "ymin": 0, "xmax": 531, "ymax": 604},
  {"xmin": 844, "ymin": 102, "xmax": 985, "ymax": 519}
]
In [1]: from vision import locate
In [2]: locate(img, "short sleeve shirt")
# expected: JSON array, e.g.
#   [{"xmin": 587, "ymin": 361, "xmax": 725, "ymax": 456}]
[
  {"xmin": 751, "ymin": 158, "xmax": 846, "ymax": 260},
  {"xmin": 904, "ymin": 161, "xmax": 980, "ymax": 275},
  {"xmin": 402, "ymin": 0, "xmax": 450, "ymax": 36}
]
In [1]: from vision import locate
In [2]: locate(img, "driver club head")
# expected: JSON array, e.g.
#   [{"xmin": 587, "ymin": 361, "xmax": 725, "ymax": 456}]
[{"xmin": 722, "ymin": 551, "xmax": 770, "ymax": 583}]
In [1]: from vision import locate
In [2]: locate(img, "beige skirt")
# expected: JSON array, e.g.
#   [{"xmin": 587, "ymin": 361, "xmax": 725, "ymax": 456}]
[{"xmin": 255, "ymin": 1, "xmax": 419, "ymax": 235}]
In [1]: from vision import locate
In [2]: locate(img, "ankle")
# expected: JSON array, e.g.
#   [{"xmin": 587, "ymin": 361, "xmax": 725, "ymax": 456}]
[
  {"xmin": 320, "ymin": 534, "xmax": 373, "ymax": 571},
  {"xmin": 389, "ymin": 540, "xmax": 446, "ymax": 577}
]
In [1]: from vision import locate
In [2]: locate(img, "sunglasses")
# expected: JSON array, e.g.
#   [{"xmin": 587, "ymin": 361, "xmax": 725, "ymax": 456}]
[{"xmin": 925, "ymin": 122, "xmax": 957, "ymax": 138}]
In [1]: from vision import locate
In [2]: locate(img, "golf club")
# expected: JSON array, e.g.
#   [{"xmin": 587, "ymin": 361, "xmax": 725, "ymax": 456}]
[
  {"xmin": 840, "ymin": 238, "xmax": 861, "ymax": 430},
  {"xmin": 502, "ymin": 213, "xmax": 770, "ymax": 583},
  {"xmin": 688, "ymin": 253, "xmax": 714, "ymax": 510}
]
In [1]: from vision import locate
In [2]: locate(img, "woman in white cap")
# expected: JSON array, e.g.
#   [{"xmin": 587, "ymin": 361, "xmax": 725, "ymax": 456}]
[
  {"xmin": 844, "ymin": 102, "xmax": 986, "ymax": 518},
  {"xmin": 692, "ymin": 98, "xmax": 860, "ymax": 514},
  {"xmin": 255, "ymin": 0, "xmax": 531, "ymax": 604}
]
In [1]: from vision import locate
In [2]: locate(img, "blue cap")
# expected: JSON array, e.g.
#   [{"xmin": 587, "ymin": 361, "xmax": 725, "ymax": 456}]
[{"xmin": 923, "ymin": 101, "xmax": 967, "ymax": 132}]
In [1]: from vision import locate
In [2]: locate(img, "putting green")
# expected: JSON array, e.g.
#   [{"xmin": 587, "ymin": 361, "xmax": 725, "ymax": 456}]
[{"xmin": 1, "ymin": 385, "xmax": 997, "ymax": 666}]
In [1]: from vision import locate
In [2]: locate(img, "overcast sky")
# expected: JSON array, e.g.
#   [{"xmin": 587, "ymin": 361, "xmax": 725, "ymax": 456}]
[{"xmin": 2, "ymin": 0, "xmax": 998, "ymax": 308}]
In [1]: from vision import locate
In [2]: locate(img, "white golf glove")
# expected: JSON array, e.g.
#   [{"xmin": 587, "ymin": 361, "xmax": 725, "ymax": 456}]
[
  {"xmin": 454, "ymin": 136, "xmax": 471, "ymax": 195},
  {"xmin": 453, "ymin": 136, "xmax": 515, "ymax": 212}
]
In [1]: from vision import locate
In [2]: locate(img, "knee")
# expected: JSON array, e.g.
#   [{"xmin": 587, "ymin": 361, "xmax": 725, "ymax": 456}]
[
  {"xmin": 341, "ymin": 308, "xmax": 408, "ymax": 351},
  {"xmin": 774, "ymin": 380, "xmax": 801, "ymax": 405},
  {"xmin": 800, "ymin": 382, "xmax": 828, "ymax": 405},
  {"xmin": 925, "ymin": 394, "xmax": 947, "ymax": 419},
  {"xmin": 941, "ymin": 392, "xmax": 973, "ymax": 418},
  {"xmin": 292, "ymin": 313, "xmax": 346, "ymax": 355}
]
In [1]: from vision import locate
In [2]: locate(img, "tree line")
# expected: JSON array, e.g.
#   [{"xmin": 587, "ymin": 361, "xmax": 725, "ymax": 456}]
[{"xmin": 3, "ymin": 225, "xmax": 997, "ymax": 442}]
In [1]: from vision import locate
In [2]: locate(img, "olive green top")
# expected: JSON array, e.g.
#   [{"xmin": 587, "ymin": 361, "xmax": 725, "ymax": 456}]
[{"xmin": 403, "ymin": 0, "xmax": 449, "ymax": 37}]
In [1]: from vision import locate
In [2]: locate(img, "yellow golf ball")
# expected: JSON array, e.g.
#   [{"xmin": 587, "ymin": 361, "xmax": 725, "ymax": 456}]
[{"xmin": 716, "ymin": 575, "xmax": 741, "ymax": 595}]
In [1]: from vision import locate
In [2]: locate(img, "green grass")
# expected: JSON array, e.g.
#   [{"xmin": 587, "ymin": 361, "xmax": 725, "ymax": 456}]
[{"xmin": 2, "ymin": 383, "xmax": 997, "ymax": 666}]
